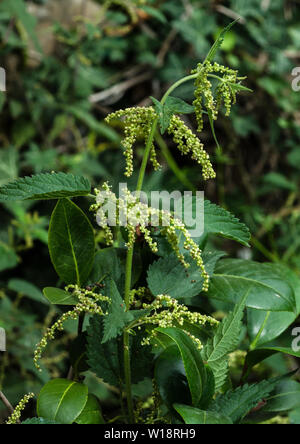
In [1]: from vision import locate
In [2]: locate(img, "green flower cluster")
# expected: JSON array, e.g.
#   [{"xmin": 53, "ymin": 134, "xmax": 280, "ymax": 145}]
[
  {"xmin": 168, "ymin": 115, "xmax": 216, "ymax": 180},
  {"xmin": 192, "ymin": 61, "xmax": 245, "ymax": 132},
  {"xmin": 91, "ymin": 184, "xmax": 210, "ymax": 289},
  {"xmin": 136, "ymin": 295, "xmax": 218, "ymax": 349},
  {"xmin": 105, "ymin": 107, "xmax": 159, "ymax": 177},
  {"xmin": 6, "ymin": 393, "xmax": 35, "ymax": 424},
  {"xmin": 34, "ymin": 286, "xmax": 110, "ymax": 371}
]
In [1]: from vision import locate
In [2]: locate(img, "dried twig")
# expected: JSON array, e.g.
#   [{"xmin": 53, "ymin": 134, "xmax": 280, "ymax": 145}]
[
  {"xmin": 89, "ymin": 72, "xmax": 152, "ymax": 104},
  {"xmin": 0, "ymin": 391, "xmax": 14, "ymax": 415},
  {"xmin": 215, "ymin": 5, "xmax": 246, "ymax": 24}
]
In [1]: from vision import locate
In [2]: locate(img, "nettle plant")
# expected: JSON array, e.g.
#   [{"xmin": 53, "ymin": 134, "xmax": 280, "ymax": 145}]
[{"xmin": 2, "ymin": 23, "xmax": 300, "ymax": 425}]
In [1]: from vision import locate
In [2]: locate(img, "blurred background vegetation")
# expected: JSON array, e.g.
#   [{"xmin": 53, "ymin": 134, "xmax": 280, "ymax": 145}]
[{"xmin": 1, "ymin": 0, "xmax": 300, "ymax": 423}]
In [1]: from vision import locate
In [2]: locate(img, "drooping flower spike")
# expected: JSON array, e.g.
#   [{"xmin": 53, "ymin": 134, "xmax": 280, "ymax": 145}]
[
  {"xmin": 105, "ymin": 106, "xmax": 216, "ymax": 180},
  {"xmin": 192, "ymin": 61, "xmax": 246, "ymax": 132},
  {"xmin": 105, "ymin": 107, "xmax": 159, "ymax": 177},
  {"xmin": 90, "ymin": 183, "xmax": 210, "ymax": 291},
  {"xmin": 34, "ymin": 286, "xmax": 110, "ymax": 371}
]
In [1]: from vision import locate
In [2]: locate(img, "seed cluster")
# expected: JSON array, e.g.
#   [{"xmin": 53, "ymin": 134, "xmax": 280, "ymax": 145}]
[
  {"xmin": 138, "ymin": 295, "xmax": 218, "ymax": 349},
  {"xmin": 91, "ymin": 184, "xmax": 210, "ymax": 289},
  {"xmin": 105, "ymin": 107, "xmax": 159, "ymax": 177},
  {"xmin": 168, "ymin": 115, "xmax": 216, "ymax": 180},
  {"xmin": 6, "ymin": 393, "xmax": 35, "ymax": 424},
  {"xmin": 192, "ymin": 61, "xmax": 244, "ymax": 132},
  {"xmin": 34, "ymin": 286, "xmax": 110, "ymax": 371}
]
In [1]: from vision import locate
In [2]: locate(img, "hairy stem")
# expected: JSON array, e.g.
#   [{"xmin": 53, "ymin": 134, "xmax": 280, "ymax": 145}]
[{"xmin": 122, "ymin": 73, "xmax": 198, "ymax": 424}]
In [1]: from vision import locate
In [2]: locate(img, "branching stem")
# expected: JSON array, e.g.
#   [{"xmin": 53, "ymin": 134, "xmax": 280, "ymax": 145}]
[{"xmin": 122, "ymin": 73, "xmax": 199, "ymax": 424}]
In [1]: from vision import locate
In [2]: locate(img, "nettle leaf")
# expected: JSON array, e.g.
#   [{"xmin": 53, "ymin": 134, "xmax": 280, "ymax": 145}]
[
  {"xmin": 87, "ymin": 316, "xmax": 153, "ymax": 387},
  {"xmin": 202, "ymin": 291, "xmax": 248, "ymax": 392},
  {"xmin": 174, "ymin": 404, "xmax": 233, "ymax": 425},
  {"xmin": 48, "ymin": 199, "xmax": 95, "ymax": 285},
  {"xmin": 228, "ymin": 82, "xmax": 253, "ymax": 93},
  {"xmin": 203, "ymin": 200, "xmax": 251, "ymax": 247},
  {"xmin": 147, "ymin": 250, "xmax": 224, "ymax": 300},
  {"xmin": 43, "ymin": 287, "xmax": 79, "ymax": 306},
  {"xmin": 102, "ymin": 279, "xmax": 150, "ymax": 344},
  {"xmin": 209, "ymin": 378, "xmax": 282, "ymax": 424},
  {"xmin": 151, "ymin": 96, "xmax": 194, "ymax": 134},
  {"xmin": 0, "ymin": 242, "xmax": 18, "ymax": 272},
  {"xmin": 156, "ymin": 327, "xmax": 206, "ymax": 407},
  {"xmin": 0, "ymin": 172, "xmax": 91, "ymax": 201},
  {"xmin": 207, "ymin": 259, "xmax": 296, "ymax": 312},
  {"xmin": 37, "ymin": 379, "xmax": 88, "ymax": 425},
  {"xmin": 262, "ymin": 380, "xmax": 300, "ymax": 414},
  {"xmin": 205, "ymin": 19, "xmax": 239, "ymax": 63}
]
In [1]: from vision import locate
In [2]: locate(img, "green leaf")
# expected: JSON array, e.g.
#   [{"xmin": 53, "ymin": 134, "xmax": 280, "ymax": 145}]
[
  {"xmin": 87, "ymin": 316, "xmax": 153, "ymax": 387},
  {"xmin": 43, "ymin": 287, "xmax": 79, "ymax": 306},
  {"xmin": 228, "ymin": 82, "xmax": 253, "ymax": 93},
  {"xmin": 151, "ymin": 96, "xmax": 194, "ymax": 134},
  {"xmin": 102, "ymin": 279, "xmax": 127, "ymax": 343},
  {"xmin": 203, "ymin": 200, "xmax": 251, "ymax": 247},
  {"xmin": 2, "ymin": 0, "xmax": 42, "ymax": 53},
  {"xmin": 0, "ymin": 242, "xmax": 18, "ymax": 272},
  {"xmin": 63, "ymin": 105, "xmax": 119, "ymax": 143},
  {"xmin": 263, "ymin": 172, "xmax": 297, "ymax": 192},
  {"xmin": 0, "ymin": 172, "xmax": 91, "ymax": 201},
  {"xmin": 262, "ymin": 380, "xmax": 300, "ymax": 413},
  {"xmin": 207, "ymin": 259, "xmax": 296, "ymax": 312},
  {"xmin": 37, "ymin": 379, "xmax": 88, "ymax": 425},
  {"xmin": 205, "ymin": 19, "xmax": 239, "ymax": 63},
  {"xmin": 155, "ymin": 327, "xmax": 206, "ymax": 407},
  {"xmin": 75, "ymin": 394, "xmax": 105, "ymax": 424},
  {"xmin": 48, "ymin": 199, "xmax": 95, "ymax": 285},
  {"xmin": 140, "ymin": 5, "xmax": 167, "ymax": 23},
  {"xmin": 202, "ymin": 291, "xmax": 248, "ymax": 391},
  {"xmin": 8, "ymin": 279, "xmax": 47, "ymax": 305},
  {"xmin": 245, "ymin": 346, "xmax": 300, "ymax": 379},
  {"xmin": 209, "ymin": 377, "xmax": 284, "ymax": 423},
  {"xmin": 247, "ymin": 264, "xmax": 300, "ymax": 347},
  {"xmin": 200, "ymin": 365, "xmax": 216, "ymax": 410},
  {"xmin": 247, "ymin": 309, "xmax": 295, "ymax": 348},
  {"xmin": 155, "ymin": 345, "xmax": 192, "ymax": 410},
  {"xmin": 147, "ymin": 250, "xmax": 224, "ymax": 300},
  {"xmin": 102, "ymin": 279, "xmax": 149, "ymax": 343},
  {"xmin": 174, "ymin": 404, "xmax": 233, "ymax": 424}
]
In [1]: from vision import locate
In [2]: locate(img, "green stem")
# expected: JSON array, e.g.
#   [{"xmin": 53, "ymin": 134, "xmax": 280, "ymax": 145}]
[
  {"xmin": 122, "ymin": 72, "xmax": 198, "ymax": 424},
  {"xmin": 250, "ymin": 311, "xmax": 271, "ymax": 351}
]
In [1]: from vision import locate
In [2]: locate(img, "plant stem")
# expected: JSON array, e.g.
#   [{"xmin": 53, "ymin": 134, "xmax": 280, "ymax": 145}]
[
  {"xmin": 122, "ymin": 72, "xmax": 198, "ymax": 424},
  {"xmin": 0, "ymin": 391, "xmax": 14, "ymax": 414}
]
